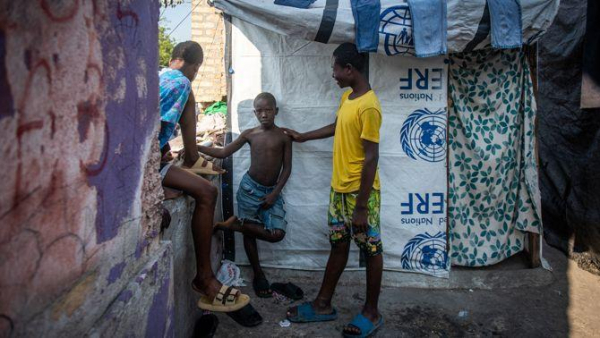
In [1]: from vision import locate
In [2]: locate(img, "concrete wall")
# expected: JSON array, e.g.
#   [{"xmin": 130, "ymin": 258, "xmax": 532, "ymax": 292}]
[
  {"xmin": 162, "ymin": 183, "xmax": 223, "ymax": 338},
  {"xmin": 191, "ymin": 1, "xmax": 226, "ymax": 104},
  {"xmin": 0, "ymin": 1, "xmax": 178, "ymax": 336}
]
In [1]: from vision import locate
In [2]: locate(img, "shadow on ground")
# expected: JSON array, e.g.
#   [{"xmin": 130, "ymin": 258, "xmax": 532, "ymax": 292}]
[{"xmin": 200, "ymin": 241, "xmax": 600, "ymax": 337}]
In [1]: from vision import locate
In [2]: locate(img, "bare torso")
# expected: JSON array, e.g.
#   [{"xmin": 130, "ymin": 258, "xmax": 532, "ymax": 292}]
[{"xmin": 245, "ymin": 126, "xmax": 288, "ymax": 187}]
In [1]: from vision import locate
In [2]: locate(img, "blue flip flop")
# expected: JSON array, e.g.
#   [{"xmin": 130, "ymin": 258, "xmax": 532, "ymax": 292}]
[
  {"xmin": 287, "ymin": 302, "xmax": 338, "ymax": 323},
  {"xmin": 342, "ymin": 313, "xmax": 383, "ymax": 338}
]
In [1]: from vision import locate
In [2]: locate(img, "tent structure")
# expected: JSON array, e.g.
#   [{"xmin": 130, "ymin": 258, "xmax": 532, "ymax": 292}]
[
  {"xmin": 537, "ymin": 0, "xmax": 600, "ymax": 270},
  {"xmin": 212, "ymin": 0, "xmax": 560, "ymax": 277},
  {"xmin": 214, "ymin": 0, "xmax": 559, "ymax": 55}
]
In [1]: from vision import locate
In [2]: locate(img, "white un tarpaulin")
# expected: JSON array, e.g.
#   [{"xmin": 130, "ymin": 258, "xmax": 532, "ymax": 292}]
[
  {"xmin": 230, "ymin": 19, "xmax": 449, "ymax": 277},
  {"xmin": 214, "ymin": 0, "xmax": 559, "ymax": 56}
]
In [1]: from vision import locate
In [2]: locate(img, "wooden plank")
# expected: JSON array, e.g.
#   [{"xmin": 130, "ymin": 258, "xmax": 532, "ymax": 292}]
[{"xmin": 528, "ymin": 232, "xmax": 542, "ymax": 268}]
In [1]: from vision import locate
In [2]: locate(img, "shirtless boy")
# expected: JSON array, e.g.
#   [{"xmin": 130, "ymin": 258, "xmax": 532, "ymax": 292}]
[{"xmin": 198, "ymin": 92, "xmax": 292, "ymax": 298}]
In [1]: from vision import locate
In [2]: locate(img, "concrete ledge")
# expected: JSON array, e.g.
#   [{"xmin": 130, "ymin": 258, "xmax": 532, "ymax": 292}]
[
  {"xmin": 161, "ymin": 175, "xmax": 224, "ymax": 338},
  {"xmin": 89, "ymin": 242, "xmax": 174, "ymax": 337},
  {"xmin": 162, "ymin": 197, "xmax": 199, "ymax": 337}
]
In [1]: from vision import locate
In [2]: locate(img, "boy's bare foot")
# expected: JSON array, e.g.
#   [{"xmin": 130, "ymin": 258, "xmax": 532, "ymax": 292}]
[
  {"xmin": 191, "ymin": 276, "xmax": 226, "ymax": 302},
  {"xmin": 253, "ymin": 275, "xmax": 272, "ymax": 298},
  {"xmin": 343, "ymin": 309, "xmax": 381, "ymax": 336},
  {"xmin": 214, "ymin": 216, "xmax": 240, "ymax": 231},
  {"xmin": 163, "ymin": 187, "xmax": 183, "ymax": 200}
]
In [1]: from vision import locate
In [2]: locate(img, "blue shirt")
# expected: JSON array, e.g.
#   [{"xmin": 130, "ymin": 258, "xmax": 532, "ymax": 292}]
[{"xmin": 158, "ymin": 69, "xmax": 191, "ymax": 148}]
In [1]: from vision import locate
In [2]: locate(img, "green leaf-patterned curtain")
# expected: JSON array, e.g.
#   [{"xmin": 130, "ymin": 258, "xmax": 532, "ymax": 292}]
[{"xmin": 448, "ymin": 48, "xmax": 542, "ymax": 267}]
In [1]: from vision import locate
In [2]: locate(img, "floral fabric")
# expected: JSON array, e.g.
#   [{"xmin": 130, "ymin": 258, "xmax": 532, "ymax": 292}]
[{"xmin": 448, "ymin": 48, "xmax": 542, "ymax": 266}]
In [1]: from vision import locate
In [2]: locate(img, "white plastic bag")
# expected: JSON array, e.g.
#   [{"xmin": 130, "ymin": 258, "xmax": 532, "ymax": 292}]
[{"xmin": 216, "ymin": 260, "xmax": 246, "ymax": 286}]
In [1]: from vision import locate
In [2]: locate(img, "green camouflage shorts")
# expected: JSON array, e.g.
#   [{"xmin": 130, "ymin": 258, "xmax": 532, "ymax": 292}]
[{"xmin": 327, "ymin": 188, "xmax": 382, "ymax": 256}]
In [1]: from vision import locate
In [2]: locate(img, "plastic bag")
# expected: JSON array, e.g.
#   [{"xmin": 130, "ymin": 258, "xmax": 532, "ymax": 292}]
[{"xmin": 216, "ymin": 260, "xmax": 246, "ymax": 286}]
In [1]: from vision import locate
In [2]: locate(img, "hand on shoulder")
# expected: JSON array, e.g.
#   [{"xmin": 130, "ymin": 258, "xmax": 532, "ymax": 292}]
[{"xmin": 281, "ymin": 127, "xmax": 304, "ymax": 142}]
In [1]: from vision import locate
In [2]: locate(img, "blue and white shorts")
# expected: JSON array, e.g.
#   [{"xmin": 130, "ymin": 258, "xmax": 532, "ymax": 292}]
[{"xmin": 237, "ymin": 172, "xmax": 287, "ymax": 232}]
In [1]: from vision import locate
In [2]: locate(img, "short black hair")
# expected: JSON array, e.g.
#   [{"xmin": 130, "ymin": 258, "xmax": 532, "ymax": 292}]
[
  {"xmin": 171, "ymin": 41, "xmax": 203, "ymax": 65},
  {"xmin": 254, "ymin": 92, "xmax": 277, "ymax": 107},
  {"xmin": 333, "ymin": 42, "xmax": 367, "ymax": 73}
]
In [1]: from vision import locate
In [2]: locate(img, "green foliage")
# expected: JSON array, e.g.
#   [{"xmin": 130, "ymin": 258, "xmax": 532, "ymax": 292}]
[{"xmin": 159, "ymin": 24, "xmax": 176, "ymax": 68}]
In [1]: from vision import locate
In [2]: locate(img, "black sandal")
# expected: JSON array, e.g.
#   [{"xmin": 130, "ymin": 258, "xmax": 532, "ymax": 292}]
[
  {"xmin": 253, "ymin": 277, "xmax": 272, "ymax": 298},
  {"xmin": 226, "ymin": 303, "xmax": 263, "ymax": 327},
  {"xmin": 270, "ymin": 282, "xmax": 304, "ymax": 300},
  {"xmin": 193, "ymin": 314, "xmax": 219, "ymax": 338}
]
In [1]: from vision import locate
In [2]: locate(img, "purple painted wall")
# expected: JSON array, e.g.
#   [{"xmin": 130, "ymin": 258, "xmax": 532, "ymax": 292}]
[
  {"xmin": 93, "ymin": 0, "xmax": 159, "ymax": 243},
  {"xmin": 146, "ymin": 274, "xmax": 171, "ymax": 338},
  {"xmin": 0, "ymin": 1, "xmax": 169, "ymax": 336}
]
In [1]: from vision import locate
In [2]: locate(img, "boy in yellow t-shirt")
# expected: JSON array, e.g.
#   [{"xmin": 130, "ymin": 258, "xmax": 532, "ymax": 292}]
[{"xmin": 283, "ymin": 43, "xmax": 383, "ymax": 337}]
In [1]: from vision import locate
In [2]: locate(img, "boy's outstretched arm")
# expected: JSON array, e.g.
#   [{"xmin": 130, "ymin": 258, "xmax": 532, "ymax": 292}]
[
  {"xmin": 262, "ymin": 136, "xmax": 292, "ymax": 209},
  {"xmin": 179, "ymin": 92, "xmax": 199, "ymax": 167},
  {"xmin": 197, "ymin": 129, "xmax": 250, "ymax": 158},
  {"xmin": 282, "ymin": 119, "xmax": 336, "ymax": 142}
]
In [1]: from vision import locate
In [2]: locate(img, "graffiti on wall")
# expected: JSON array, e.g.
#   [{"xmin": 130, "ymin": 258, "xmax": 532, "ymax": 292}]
[{"xmin": 0, "ymin": 0, "xmax": 160, "ymax": 334}]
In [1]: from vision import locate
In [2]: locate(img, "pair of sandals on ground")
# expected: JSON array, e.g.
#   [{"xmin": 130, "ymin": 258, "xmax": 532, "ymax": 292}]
[
  {"xmin": 193, "ymin": 278, "xmax": 303, "ymax": 336},
  {"xmin": 193, "ymin": 279, "xmax": 381, "ymax": 337},
  {"xmin": 255, "ymin": 277, "xmax": 381, "ymax": 338},
  {"xmin": 288, "ymin": 302, "xmax": 383, "ymax": 338}
]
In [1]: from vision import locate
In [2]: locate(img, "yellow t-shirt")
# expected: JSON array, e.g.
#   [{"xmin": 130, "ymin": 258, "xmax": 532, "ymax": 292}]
[{"xmin": 331, "ymin": 89, "xmax": 382, "ymax": 193}]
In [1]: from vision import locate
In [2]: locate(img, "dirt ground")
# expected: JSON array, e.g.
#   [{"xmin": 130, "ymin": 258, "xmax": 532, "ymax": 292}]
[
  {"xmin": 206, "ymin": 243, "xmax": 600, "ymax": 337},
  {"xmin": 571, "ymin": 252, "xmax": 600, "ymax": 277}
]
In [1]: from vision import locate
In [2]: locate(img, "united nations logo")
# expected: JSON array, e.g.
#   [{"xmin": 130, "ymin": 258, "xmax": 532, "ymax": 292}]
[
  {"xmin": 400, "ymin": 108, "xmax": 446, "ymax": 163},
  {"xmin": 401, "ymin": 231, "xmax": 448, "ymax": 276},
  {"xmin": 379, "ymin": 5, "xmax": 415, "ymax": 56}
]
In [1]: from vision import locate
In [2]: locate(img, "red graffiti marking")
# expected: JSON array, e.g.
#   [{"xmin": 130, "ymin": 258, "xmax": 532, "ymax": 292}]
[
  {"xmin": 77, "ymin": 99, "xmax": 100, "ymax": 142},
  {"xmin": 76, "ymin": 95, "xmax": 110, "ymax": 176},
  {"xmin": 80, "ymin": 122, "xmax": 109, "ymax": 177},
  {"xmin": 40, "ymin": 0, "xmax": 80, "ymax": 23},
  {"xmin": 84, "ymin": 63, "xmax": 103, "ymax": 88},
  {"xmin": 16, "ymin": 120, "xmax": 44, "ymax": 138},
  {"xmin": 18, "ymin": 60, "xmax": 51, "ymax": 112},
  {"xmin": 13, "ymin": 59, "xmax": 52, "ymax": 209},
  {"xmin": 42, "ymin": 159, "xmax": 63, "ymax": 208},
  {"xmin": 48, "ymin": 110, "xmax": 56, "ymax": 138},
  {"xmin": 116, "ymin": 3, "xmax": 139, "ymax": 26},
  {"xmin": 86, "ymin": 63, "xmax": 102, "ymax": 77}
]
